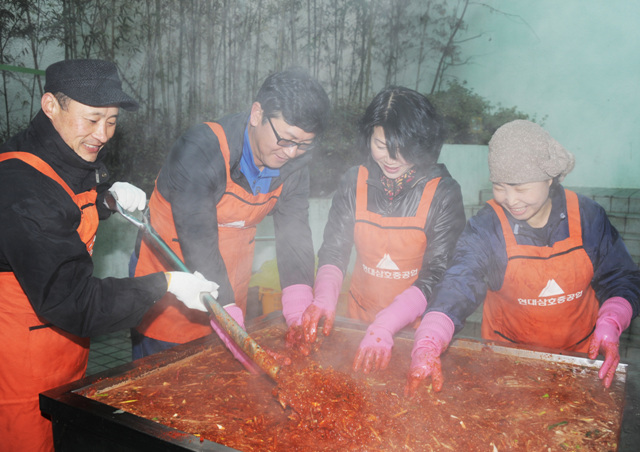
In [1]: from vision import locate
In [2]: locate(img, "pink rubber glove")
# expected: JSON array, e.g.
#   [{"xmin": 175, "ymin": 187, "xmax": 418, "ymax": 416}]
[
  {"xmin": 282, "ymin": 284, "xmax": 314, "ymax": 354},
  {"xmin": 587, "ymin": 297, "xmax": 633, "ymax": 388},
  {"xmin": 281, "ymin": 284, "xmax": 314, "ymax": 327},
  {"xmin": 405, "ymin": 311, "xmax": 455, "ymax": 397},
  {"xmin": 210, "ymin": 304, "xmax": 261, "ymax": 374},
  {"xmin": 302, "ymin": 264, "xmax": 343, "ymax": 343},
  {"xmin": 353, "ymin": 286, "xmax": 427, "ymax": 374}
]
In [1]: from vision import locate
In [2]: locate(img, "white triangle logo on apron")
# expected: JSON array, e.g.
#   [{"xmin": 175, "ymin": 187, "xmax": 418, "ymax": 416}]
[
  {"xmin": 538, "ymin": 279, "xmax": 564, "ymax": 297},
  {"xmin": 375, "ymin": 253, "xmax": 400, "ymax": 270}
]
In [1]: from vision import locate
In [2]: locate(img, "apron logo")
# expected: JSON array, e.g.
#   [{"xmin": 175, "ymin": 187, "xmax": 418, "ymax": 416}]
[
  {"xmin": 375, "ymin": 253, "xmax": 399, "ymax": 270},
  {"xmin": 361, "ymin": 253, "xmax": 418, "ymax": 280},
  {"xmin": 518, "ymin": 289, "xmax": 584, "ymax": 307},
  {"xmin": 538, "ymin": 279, "xmax": 564, "ymax": 297}
]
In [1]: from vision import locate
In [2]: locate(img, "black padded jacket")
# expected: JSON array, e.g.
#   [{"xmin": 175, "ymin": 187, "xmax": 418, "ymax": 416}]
[
  {"xmin": 152, "ymin": 112, "xmax": 316, "ymax": 304},
  {"xmin": 317, "ymin": 158, "xmax": 466, "ymax": 302},
  {"xmin": 0, "ymin": 111, "xmax": 166, "ymax": 337}
]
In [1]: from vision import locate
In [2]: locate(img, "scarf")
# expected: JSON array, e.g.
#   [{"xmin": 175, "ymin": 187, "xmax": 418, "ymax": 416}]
[{"xmin": 380, "ymin": 168, "xmax": 416, "ymax": 201}]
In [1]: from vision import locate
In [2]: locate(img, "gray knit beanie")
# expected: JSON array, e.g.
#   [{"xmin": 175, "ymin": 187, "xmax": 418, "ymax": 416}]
[{"xmin": 488, "ymin": 120, "xmax": 575, "ymax": 183}]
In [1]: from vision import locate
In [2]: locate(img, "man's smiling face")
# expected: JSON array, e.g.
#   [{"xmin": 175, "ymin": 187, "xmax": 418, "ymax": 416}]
[{"xmin": 43, "ymin": 93, "xmax": 119, "ymax": 162}]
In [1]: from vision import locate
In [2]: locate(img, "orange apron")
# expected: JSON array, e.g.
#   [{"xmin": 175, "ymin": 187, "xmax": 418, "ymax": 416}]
[
  {"xmin": 348, "ymin": 166, "xmax": 440, "ymax": 323},
  {"xmin": 0, "ymin": 152, "xmax": 98, "ymax": 452},
  {"xmin": 135, "ymin": 122, "xmax": 282, "ymax": 343},
  {"xmin": 482, "ymin": 190, "xmax": 599, "ymax": 352}
]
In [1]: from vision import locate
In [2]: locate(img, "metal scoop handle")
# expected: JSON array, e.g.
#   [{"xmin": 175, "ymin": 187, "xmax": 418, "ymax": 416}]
[{"xmin": 104, "ymin": 193, "xmax": 281, "ymax": 380}]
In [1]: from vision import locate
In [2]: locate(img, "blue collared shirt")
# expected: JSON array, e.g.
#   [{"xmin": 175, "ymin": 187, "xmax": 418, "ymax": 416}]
[{"xmin": 240, "ymin": 126, "xmax": 279, "ymax": 195}]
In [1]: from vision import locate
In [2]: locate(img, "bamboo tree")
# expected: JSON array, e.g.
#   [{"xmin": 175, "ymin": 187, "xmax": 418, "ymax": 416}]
[
  {"xmin": 306, "ymin": 0, "xmax": 313, "ymax": 71},
  {"xmin": 1, "ymin": 1, "xmax": 28, "ymax": 138},
  {"xmin": 207, "ymin": 1, "xmax": 225, "ymax": 117},
  {"xmin": 186, "ymin": 1, "xmax": 200, "ymax": 123},
  {"xmin": 221, "ymin": 0, "xmax": 229, "ymax": 109},
  {"xmin": 289, "ymin": 0, "xmax": 299, "ymax": 65},
  {"xmin": 228, "ymin": 0, "xmax": 254, "ymax": 113},
  {"xmin": 347, "ymin": 0, "xmax": 371, "ymax": 105},
  {"xmin": 274, "ymin": 1, "xmax": 286, "ymax": 71},
  {"xmin": 312, "ymin": 0, "xmax": 323, "ymax": 79},
  {"xmin": 252, "ymin": 0, "xmax": 264, "ymax": 93},
  {"xmin": 327, "ymin": 0, "xmax": 348, "ymax": 105}
]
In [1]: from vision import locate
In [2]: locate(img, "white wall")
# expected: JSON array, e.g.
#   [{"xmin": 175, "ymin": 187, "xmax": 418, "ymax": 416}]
[{"xmin": 439, "ymin": 144, "xmax": 491, "ymax": 205}]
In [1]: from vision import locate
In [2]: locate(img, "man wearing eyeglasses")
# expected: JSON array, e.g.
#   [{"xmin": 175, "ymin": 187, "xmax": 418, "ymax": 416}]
[{"xmin": 131, "ymin": 68, "xmax": 330, "ymax": 360}]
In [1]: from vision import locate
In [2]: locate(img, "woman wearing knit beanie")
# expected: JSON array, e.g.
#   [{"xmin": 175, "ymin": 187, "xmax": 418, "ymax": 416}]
[{"xmin": 406, "ymin": 120, "xmax": 640, "ymax": 396}]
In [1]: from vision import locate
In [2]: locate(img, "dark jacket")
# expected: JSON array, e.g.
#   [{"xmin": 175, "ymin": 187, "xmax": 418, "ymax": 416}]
[
  {"xmin": 428, "ymin": 186, "xmax": 640, "ymax": 332},
  {"xmin": 154, "ymin": 112, "xmax": 316, "ymax": 304},
  {"xmin": 0, "ymin": 111, "xmax": 166, "ymax": 337},
  {"xmin": 317, "ymin": 158, "xmax": 466, "ymax": 301}
]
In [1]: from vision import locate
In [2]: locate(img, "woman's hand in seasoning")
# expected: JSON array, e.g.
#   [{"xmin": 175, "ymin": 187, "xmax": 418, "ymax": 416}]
[
  {"xmin": 405, "ymin": 345, "xmax": 444, "ymax": 396},
  {"xmin": 352, "ymin": 325, "xmax": 393, "ymax": 374},
  {"xmin": 405, "ymin": 311, "xmax": 455, "ymax": 396},
  {"xmin": 354, "ymin": 286, "xmax": 428, "ymax": 374},
  {"xmin": 588, "ymin": 297, "xmax": 633, "ymax": 388}
]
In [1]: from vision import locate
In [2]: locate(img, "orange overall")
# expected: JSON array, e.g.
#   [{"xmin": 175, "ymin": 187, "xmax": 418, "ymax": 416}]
[
  {"xmin": 0, "ymin": 152, "xmax": 98, "ymax": 452},
  {"xmin": 482, "ymin": 190, "xmax": 599, "ymax": 352},
  {"xmin": 348, "ymin": 166, "xmax": 440, "ymax": 323},
  {"xmin": 135, "ymin": 122, "xmax": 282, "ymax": 344}
]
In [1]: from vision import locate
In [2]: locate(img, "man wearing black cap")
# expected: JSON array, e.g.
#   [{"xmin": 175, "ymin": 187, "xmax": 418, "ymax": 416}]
[{"xmin": 0, "ymin": 59, "xmax": 219, "ymax": 451}]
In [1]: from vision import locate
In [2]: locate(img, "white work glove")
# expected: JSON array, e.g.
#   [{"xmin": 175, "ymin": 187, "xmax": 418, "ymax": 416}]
[
  {"xmin": 165, "ymin": 271, "xmax": 219, "ymax": 312},
  {"xmin": 108, "ymin": 181, "xmax": 147, "ymax": 212}
]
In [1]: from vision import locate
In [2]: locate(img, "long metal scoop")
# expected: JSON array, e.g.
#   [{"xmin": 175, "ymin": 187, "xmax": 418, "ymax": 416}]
[{"xmin": 104, "ymin": 193, "xmax": 281, "ymax": 380}]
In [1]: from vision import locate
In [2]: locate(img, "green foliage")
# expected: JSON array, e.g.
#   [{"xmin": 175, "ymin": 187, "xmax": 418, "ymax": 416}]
[{"xmin": 427, "ymin": 80, "xmax": 538, "ymax": 145}]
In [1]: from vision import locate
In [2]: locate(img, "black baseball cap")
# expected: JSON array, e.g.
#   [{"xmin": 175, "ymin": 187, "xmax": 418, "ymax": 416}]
[{"xmin": 44, "ymin": 59, "xmax": 139, "ymax": 111}]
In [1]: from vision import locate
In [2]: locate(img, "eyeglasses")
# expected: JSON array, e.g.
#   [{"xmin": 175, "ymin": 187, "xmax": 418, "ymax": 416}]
[{"xmin": 266, "ymin": 117, "xmax": 314, "ymax": 151}]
